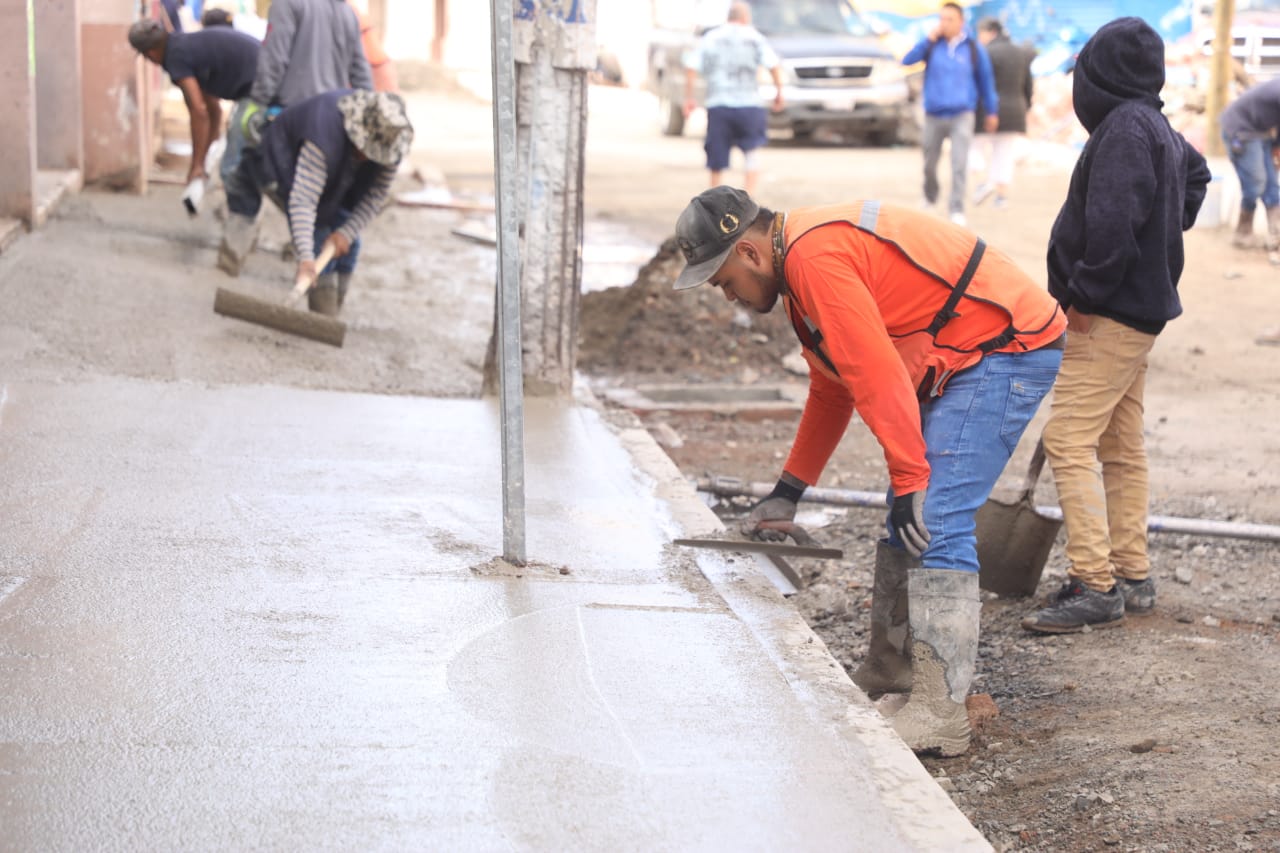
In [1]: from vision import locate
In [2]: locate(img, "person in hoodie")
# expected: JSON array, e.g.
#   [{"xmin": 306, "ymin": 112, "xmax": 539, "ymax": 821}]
[
  {"xmin": 901, "ymin": 2, "xmax": 999, "ymax": 226},
  {"xmin": 218, "ymin": 0, "xmax": 373, "ymax": 276},
  {"xmin": 1022, "ymin": 18, "xmax": 1209, "ymax": 635}
]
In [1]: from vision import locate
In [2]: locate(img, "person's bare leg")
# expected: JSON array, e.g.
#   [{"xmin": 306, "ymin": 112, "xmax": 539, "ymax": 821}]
[
  {"xmin": 710, "ymin": 170, "xmax": 724, "ymax": 188},
  {"xmin": 744, "ymin": 170, "xmax": 760, "ymax": 195}
]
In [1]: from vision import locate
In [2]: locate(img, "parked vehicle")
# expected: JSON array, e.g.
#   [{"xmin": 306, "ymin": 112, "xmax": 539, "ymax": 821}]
[
  {"xmin": 648, "ymin": 0, "xmax": 912, "ymax": 144},
  {"xmin": 1197, "ymin": 0, "xmax": 1280, "ymax": 84}
]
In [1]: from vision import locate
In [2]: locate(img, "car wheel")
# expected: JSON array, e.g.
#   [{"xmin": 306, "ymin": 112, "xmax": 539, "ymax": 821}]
[
  {"xmin": 659, "ymin": 92, "xmax": 685, "ymax": 137},
  {"xmin": 868, "ymin": 128, "xmax": 899, "ymax": 147}
]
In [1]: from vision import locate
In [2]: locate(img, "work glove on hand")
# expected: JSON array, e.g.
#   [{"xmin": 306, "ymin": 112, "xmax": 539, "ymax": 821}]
[
  {"xmin": 741, "ymin": 476, "xmax": 805, "ymax": 541},
  {"xmin": 890, "ymin": 491, "xmax": 931, "ymax": 557},
  {"xmin": 241, "ymin": 102, "xmax": 268, "ymax": 146}
]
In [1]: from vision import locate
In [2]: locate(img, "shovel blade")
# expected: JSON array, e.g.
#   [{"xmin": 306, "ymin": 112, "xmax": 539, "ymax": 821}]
[{"xmin": 975, "ymin": 495, "xmax": 1062, "ymax": 597}]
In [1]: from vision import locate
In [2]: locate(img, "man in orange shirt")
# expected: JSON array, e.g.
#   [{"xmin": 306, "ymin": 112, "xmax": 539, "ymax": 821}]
[
  {"xmin": 673, "ymin": 186, "xmax": 1066, "ymax": 755},
  {"xmin": 348, "ymin": 1, "xmax": 398, "ymax": 92}
]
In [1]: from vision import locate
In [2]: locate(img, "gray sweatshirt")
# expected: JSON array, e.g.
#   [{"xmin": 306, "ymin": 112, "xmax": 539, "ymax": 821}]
[
  {"xmin": 1220, "ymin": 78, "xmax": 1280, "ymax": 142},
  {"xmin": 250, "ymin": 0, "xmax": 372, "ymax": 107}
]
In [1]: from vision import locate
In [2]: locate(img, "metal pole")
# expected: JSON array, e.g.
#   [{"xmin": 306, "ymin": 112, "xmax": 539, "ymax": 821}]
[
  {"xmin": 695, "ymin": 477, "xmax": 1280, "ymax": 544},
  {"xmin": 490, "ymin": 0, "xmax": 526, "ymax": 564},
  {"xmin": 1206, "ymin": 0, "xmax": 1236, "ymax": 158}
]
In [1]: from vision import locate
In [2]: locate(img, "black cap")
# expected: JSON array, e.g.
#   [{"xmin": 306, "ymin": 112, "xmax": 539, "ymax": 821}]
[{"xmin": 672, "ymin": 186, "xmax": 760, "ymax": 290}]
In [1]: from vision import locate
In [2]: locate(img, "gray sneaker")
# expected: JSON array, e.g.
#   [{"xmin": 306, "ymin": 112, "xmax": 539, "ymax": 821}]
[
  {"xmin": 1022, "ymin": 580, "xmax": 1125, "ymax": 634},
  {"xmin": 1118, "ymin": 577, "xmax": 1156, "ymax": 614}
]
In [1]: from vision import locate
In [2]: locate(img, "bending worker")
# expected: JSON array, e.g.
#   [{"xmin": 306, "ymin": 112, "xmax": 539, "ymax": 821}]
[
  {"xmin": 227, "ymin": 90, "xmax": 413, "ymax": 315},
  {"xmin": 220, "ymin": 0, "xmax": 373, "ymax": 276},
  {"xmin": 127, "ymin": 19, "xmax": 260, "ymax": 190},
  {"xmin": 671, "ymin": 186, "xmax": 1066, "ymax": 756}
]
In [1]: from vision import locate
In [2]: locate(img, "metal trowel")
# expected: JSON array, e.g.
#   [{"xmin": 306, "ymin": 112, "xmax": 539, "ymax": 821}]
[{"xmin": 673, "ymin": 521, "xmax": 843, "ymax": 560}]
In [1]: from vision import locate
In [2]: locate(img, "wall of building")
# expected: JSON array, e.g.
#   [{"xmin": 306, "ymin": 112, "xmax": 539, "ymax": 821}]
[{"xmin": 81, "ymin": 0, "xmax": 148, "ymax": 187}]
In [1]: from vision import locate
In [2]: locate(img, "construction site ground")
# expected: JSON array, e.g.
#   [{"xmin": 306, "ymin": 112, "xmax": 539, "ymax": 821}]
[
  {"xmin": 556, "ymin": 87, "xmax": 1280, "ymax": 852},
  {"xmin": 3, "ymin": 80, "xmax": 1277, "ymax": 850}
]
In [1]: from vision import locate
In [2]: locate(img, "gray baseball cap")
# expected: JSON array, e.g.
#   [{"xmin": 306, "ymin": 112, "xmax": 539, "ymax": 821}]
[{"xmin": 672, "ymin": 186, "xmax": 760, "ymax": 290}]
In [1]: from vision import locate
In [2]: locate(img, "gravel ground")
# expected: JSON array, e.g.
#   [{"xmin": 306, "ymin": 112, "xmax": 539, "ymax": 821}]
[{"xmin": 581, "ymin": 236, "xmax": 1280, "ymax": 852}]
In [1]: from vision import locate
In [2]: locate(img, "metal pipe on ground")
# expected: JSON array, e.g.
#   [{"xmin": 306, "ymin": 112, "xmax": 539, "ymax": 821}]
[{"xmin": 695, "ymin": 476, "xmax": 1280, "ymax": 544}]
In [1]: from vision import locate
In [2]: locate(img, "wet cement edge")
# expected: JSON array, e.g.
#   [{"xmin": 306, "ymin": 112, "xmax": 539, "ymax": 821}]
[{"xmin": 574, "ymin": 379, "xmax": 992, "ymax": 853}]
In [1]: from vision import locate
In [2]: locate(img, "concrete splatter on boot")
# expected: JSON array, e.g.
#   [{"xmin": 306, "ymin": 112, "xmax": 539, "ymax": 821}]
[
  {"xmin": 337, "ymin": 272, "xmax": 353, "ymax": 310},
  {"xmin": 1233, "ymin": 208, "xmax": 1256, "ymax": 249},
  {"xmin": 217, "ymin": 212, "xmax": 259, "ymax": 276},
  {"xmin": 851, "ymin": 540, "xmax": 915, "ymax": 697},
  {"xmin": 890, "ymin": 569, "xmax": 980, "ymax": 757},
  {"xmin": 308, "ymin": 273, "xmax": 340, "ymax": 316},
  {"xmin": 1266, "ymin": 206, "xmax": 1280, "ymax": 263}
]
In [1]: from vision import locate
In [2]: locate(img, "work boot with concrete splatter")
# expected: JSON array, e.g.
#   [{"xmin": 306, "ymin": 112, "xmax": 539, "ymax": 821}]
[
  {"xmin": 889, "ymin": 569, "xmax": 979, "ymax": 757},
  {"xmin": 851, "ymin": 540, "xmax": 914, "ymax": 697},
  {"xmin": 308, "ymin": 273, "xmax": 340, "ymax": 317},
  {"xmin": 337, "ymin": 273, "xmax": 353, "ymax": 310},
  {"xmin": 217, "ymin": 212, "xmax": 259, "ymax": 277}
]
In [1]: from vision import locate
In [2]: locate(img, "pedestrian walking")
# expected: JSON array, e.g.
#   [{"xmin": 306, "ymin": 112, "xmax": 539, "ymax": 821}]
[
  {"xmin": 1219, "ymin": 78, "xmax": 1280, "ymax": 250},
  {"xmin": 671, "ymin": 185, "xmax": 1066, "ymax": 755},
  {"xmin": 219, "ymin": 0, "xmax": 372, "ymax": 276},
  {"xmin": 225, "ymin": 90, "xmax": 413, "ymax": 315},
  {"xmin": 127, "ymin": 19, "xmax": 260, "ymax": 190},
  {"xmin": 682, "ymin": 2, "xmax": 784, "ymax": 196},
  {"xmin": 971, "ymin": 18, "xmax": 1034, "ymax": 209},
  {"xmin": 1023, "ymin": 18, "xmax": 1209, "ymax": 634},
  {"xmin": 901, "ymin": 2, "xmax": 999, "ymax": 226}
]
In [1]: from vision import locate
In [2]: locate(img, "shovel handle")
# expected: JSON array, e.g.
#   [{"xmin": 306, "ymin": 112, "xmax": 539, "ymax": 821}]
[
  {"xmin": 1020, "ymin": 438, "xmax": 1050, "ymax": 500},
  {"xmin": 284, "ymin": 243, "xmax": 337, "ymax": 307},
  {"xmin": 755, "ymin": 520, "xmax": 817, "ymax": 547}
]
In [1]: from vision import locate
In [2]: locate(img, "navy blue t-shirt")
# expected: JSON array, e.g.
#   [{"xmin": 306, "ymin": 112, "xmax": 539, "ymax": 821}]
[{"xmin": 162, "ymin": 28, "xmax": 260, "ymax": 100}]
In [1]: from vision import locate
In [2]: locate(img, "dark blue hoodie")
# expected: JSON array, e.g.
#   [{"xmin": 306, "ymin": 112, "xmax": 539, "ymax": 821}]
[{"xmin": 1046, "ymin": 17, "xmax": 1210, "ymax": 335}]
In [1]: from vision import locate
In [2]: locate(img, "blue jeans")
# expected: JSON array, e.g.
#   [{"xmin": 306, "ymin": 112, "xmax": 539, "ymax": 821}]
[
  {"xmin": 887, "ymin": 347, "xmax": 1063, "ymax": 573},
  {"xmin": 1225, "ymin": 134, "xmax": 1280, "ymax": 212},
  {"xmin": 313, "ymin": 209, "xmax": 361, "ymax": 276},
  {"xmin": 225, "ymin": 151, "xmax": 360, "ymax": 276}
]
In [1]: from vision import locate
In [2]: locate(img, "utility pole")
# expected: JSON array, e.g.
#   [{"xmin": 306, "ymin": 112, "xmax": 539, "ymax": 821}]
[
  {"xmin": 482, "ymin": 0, "xmax": 596, "ymax": 397},
  {"xmin": 1206, "ymin": 0, "xmax": 1237, "ymax": 157}
]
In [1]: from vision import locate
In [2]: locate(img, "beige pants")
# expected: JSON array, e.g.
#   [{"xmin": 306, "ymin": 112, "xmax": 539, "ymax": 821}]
[{"xmin": 1042, "ymin": 317, "xmax": 1157, "ymax": 591}]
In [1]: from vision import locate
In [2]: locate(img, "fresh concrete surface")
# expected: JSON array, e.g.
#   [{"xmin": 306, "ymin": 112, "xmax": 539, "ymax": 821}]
[{"xmin": 0, "ymin": 377, "xmax": 988, "ymax": 851}]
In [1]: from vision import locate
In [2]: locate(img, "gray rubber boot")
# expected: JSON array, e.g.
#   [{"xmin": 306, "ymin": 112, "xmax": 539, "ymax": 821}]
[
  {"xmin": 1266, "ymin": 205, "xmax": 1280, "ymax": 252},
  {"xmin": 851, "ymin": 540, "xmax": 915, "ymax": 697},
  {"xmin": 307, "ymin": 273, "xmax": 340, "ymax": 316},
  {"xmin": 217, "ymin": 212, "xmax": 259, "ymax": 276},
  {"xmin": 890, "ymin": 569, "xmax": 980, "ymax": 757},
  {"xmin": 1234, "ymin": 207, "xmax": 1257, "ymax": 248},
  {"xmin": 336, "ymin": 272, "xmax": 353, "ymax": 309}
]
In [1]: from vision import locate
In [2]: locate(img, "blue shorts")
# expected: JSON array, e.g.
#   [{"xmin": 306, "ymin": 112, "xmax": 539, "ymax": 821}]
[{"xmin": 704, "ymin": 106, "xmax": 768, "ymax": 171}]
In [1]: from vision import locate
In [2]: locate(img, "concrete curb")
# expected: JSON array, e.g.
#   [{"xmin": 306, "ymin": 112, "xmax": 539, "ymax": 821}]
[{"xmin": 580, "ymin": 384, "xmax": 992, "ymax": 852}]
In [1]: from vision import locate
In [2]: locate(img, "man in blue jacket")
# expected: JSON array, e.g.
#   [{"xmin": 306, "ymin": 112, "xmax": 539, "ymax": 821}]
[
  {"xmin": 902, "ymin": 2, "xmax": 998, "ymax": 226},
  {"xmin": 1023, "ymin": 18, "xmax": 1209, "ymax": 633}
]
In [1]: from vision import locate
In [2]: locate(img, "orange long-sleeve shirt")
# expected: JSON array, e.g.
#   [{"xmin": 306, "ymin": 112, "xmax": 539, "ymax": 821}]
[{"xmin": 780, "ymin": 203, "xmax": 1066, "ymax": 495}]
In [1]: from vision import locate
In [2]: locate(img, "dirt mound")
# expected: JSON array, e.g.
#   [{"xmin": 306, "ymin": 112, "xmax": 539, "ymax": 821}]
[{"xmin": 578, "ymin": 238, "xmax": 799, "ymax": 384}]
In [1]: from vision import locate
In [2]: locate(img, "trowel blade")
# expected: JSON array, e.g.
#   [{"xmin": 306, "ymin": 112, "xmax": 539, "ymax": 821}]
[{"xmin": 672, "ymin": 538, "xmax": 843, "ymax": 560}]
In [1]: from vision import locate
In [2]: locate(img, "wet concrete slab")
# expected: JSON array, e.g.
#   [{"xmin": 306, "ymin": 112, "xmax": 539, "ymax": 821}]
[{"xmin": 0, "ymin": 377, "xmax": 988, "ymax": 851}]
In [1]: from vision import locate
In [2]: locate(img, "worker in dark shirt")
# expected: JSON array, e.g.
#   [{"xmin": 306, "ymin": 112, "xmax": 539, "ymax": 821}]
[
  {"xmin": 226, "ymin": 90, "xmax": 413, "ymax": 315},
  {"xmin": 128, "ymin": 19, "xmax": 260, "ymax": 188}
]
